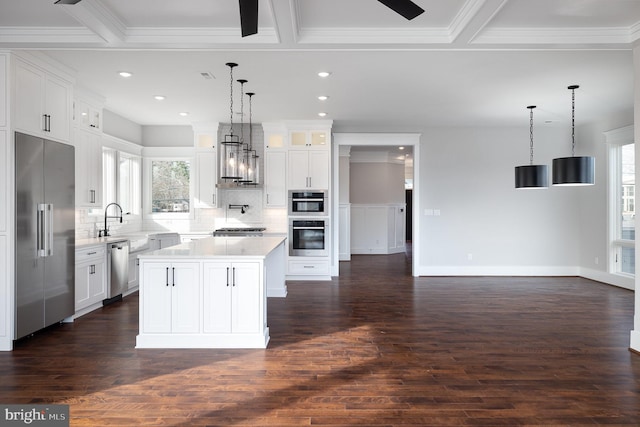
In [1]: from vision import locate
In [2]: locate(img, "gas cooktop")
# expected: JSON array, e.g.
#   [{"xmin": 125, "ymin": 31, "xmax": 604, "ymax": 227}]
[{"xmin": 213, "ymin": 227, "xmax": 266, "ymax": 236}]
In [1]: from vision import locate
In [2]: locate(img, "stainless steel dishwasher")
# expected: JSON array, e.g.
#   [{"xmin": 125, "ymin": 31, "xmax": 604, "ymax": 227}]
[{"xmin": 105, "ymin": 240, "xmax": 129, "ymax": 304}]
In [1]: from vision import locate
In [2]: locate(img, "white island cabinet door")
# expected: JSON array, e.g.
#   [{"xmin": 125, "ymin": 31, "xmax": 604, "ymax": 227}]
[
  {"xmin": 203, "ymin": 262, "xmax": 232, "ymax": 333},
  {"xmin": 170, "ymin": 262, "xmax": 201, "ymax": 334},
  {"xmin": 231, "ymin": 262, "xmax": 261, "ymax": 334},
  {"xmin": 141, "ymin": 263, "xmax": 173, "ymax": 333}
]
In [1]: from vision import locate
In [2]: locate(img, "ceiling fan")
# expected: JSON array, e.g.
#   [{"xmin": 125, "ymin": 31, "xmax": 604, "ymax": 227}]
[
  {"xmin": 237, "ymin": 0, "xmax": 425, "ymax": 37},
  {"xmin": 55, "ymin": 0, "xmax": 425, "ymax": 38}
]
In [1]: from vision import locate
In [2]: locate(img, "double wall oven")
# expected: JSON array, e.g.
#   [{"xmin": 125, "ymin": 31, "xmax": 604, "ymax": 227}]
[{"xmin": 288, "ymin": 190, "xmax": 329, "ymax": 257}]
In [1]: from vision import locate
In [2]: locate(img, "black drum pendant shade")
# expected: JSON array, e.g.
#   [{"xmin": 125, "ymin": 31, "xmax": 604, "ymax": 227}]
[
  {"xmin": 552, "ymin": 85, "xmax": 595, "ymax": 186},
  {"xmin": 515, "ymin": 106, "xmax": 548, "ymax": 189},
  {"xmin": 516, "ymin": 164, "xmax": 548, "ymax": 188},
  {"xmin": 552, "ymin": 156, "xmax": 595, "ymax": 186}
]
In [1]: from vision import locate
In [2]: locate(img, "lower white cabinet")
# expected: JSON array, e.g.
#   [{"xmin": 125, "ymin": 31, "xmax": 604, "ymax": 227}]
[
  {"xmin": 287, "ymin": 258, "xmax": 330, "ymax": 276},
  {"xmin": 140, "ymin": 262, "xmax": 200, "ymax": 334},
  {"xmin": 203, "ymin": 261, "xmax": 261, "ymax": 334},
  {"xmin": 75, "ymin": 244, "xmax": 107, "ymax": 313}
]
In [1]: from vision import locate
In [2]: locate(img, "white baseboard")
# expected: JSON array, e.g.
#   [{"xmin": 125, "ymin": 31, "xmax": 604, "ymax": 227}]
[
  {"xmin": 416, "ymin": 265, "xmax": 635, "ymax": 291},
  {"xmin": 417, "ymin": 265, "xmax": 579, "ymax": 276}
]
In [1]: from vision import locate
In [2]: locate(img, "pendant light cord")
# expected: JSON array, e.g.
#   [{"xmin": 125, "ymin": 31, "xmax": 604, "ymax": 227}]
[
  {"xmin": 226, "ymin": 63, "xmax": 237, "ymax": 137},
  {"xmin": 568, "ymin": 85, "xmax": 580, "ymax": 157},
  {"xmin": 529, "ymin": 106, "xmax": 535, "ymax": 165}
]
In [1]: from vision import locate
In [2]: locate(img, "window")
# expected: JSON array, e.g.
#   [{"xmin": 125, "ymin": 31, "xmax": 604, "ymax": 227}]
[
  {"xmin": 103, "ymin": 148, "xmax": 141, "ymax": 216},
  {"xmin": 144, "ymin": 158, "xmax": 192, "ymax": 217},
  {"xmin": 607, "ymin": 126, "xmax": 635, "ymax": 276}
]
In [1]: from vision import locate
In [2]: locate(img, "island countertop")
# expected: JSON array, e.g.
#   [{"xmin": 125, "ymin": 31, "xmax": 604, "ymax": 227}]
[{"xmin": 138, "ymin": 236, "xmax": 286, "ymax": 260}]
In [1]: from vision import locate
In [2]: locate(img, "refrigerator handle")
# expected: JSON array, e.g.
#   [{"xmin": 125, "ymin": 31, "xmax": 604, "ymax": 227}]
[
  {"xmin": 46, "ymin": 204, "xmax": 53, "ymax": 257},
  {"xmin": 37, "ymin": 204, "xmax": 46, "ymax": 257}
]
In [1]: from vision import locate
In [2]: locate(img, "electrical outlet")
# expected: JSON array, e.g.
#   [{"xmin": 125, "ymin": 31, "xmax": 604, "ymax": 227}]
[
  {"xmin": 595, "ymin": 257, "xmax": 599, "ymax": 265},
  {"xmin": 467, "ymin": 253, "xmax": 473, "ymax": 261}
]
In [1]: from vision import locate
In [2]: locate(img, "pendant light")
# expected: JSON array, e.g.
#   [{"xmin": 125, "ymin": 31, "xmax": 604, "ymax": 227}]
[
  {"xmin": 236, "ymin": 78, "xmax": 250, "ymax": 183},
  {"xmin": 552, "ymin": 85, "xmax": 595, "ymax": 186},
  {"xmin": 220, "ymin": 62, "xmax": 242, "ymax": 182},
  {"xmin": 515, "ymin": 105, "xmax": 548, "ymax": 189},
  {"xmin": 244, "ymin": 92, "xmax": 260, "ymax": 186}
]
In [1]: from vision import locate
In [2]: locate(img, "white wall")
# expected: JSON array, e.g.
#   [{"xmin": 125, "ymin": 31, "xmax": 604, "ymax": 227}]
[
  {"xmin": 142, "ymin": 125, "xmax": 192, "ymax": 147},
  {"xmin": 350, "ymin": 154, "xmax": 405, "ymax": 204},
  {"xmin": 418, "ymin": 126, "xmax": 581, "ymax": 275},
  {"xmin": 103, "ymin": 109, "xmax": 142, "ymax": 145},
  {"xmin": 576, "ymin": 108, "xmax": 634, "ymax": 286}
]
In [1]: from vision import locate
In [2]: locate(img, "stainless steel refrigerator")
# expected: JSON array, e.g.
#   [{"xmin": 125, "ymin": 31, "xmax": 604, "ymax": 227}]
[{"xmin": 15, "ymin": 132, "xmax": 75, "ymax": 340}]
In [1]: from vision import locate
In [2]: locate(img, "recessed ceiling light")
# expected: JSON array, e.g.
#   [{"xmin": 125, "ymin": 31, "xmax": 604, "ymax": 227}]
[
  {"xmin": 154, "ymin": 95, "xmax": 165, "ymax": 101},
  {"xmin": 399, "ymin": 146, "xmax": 405, "ymax": 150},
  {"xmin": 179, "ymin": 112, "xmax": 189, "ymax": 117},
  {"xmin": 318, "ymin": 112, "xmax": 327, "ymax": 117},
  {"xmin": 118, "ymin": 71, "xmax": 132, "ymax": 78},
  {"xmin": 317, "ymin": 71, "xmax": 331, "ymax": 78},
  {"xmin": 318, "ymin": 95, "xmax": 329, "ymax": 101}
]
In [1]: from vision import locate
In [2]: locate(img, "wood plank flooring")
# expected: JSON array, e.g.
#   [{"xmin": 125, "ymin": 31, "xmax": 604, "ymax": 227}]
[{"xmin": 1, "ymin": 251, "xmax": 640, "ymax": 426}]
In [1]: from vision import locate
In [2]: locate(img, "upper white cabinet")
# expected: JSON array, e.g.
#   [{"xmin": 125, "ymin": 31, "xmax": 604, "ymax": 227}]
[
  {"xmin": 13, "ymin": 57, "xmax": 72, "ymax": 142},
  {"xmin": 74, "ymin": 98, "xmax": 102, "ymax": 132},
  {"xmin": 289, "ymin": 130, "xmax": 330, "ymax": 148},
  {"xmin": 74, "ymin": 128, "xmax": 103, "ymax": 207},
  {"xmin": 193, "ymin": 123, "xmax": 219, "ymax": 209},
  {"xmin": 264, "ymin": 150, "xmax": 287, "ymax": 207},
  {"xmin": 195, "ymin": 151, "xmax": 217, "ymax": 208},
  {"xmin": 288, "ymin": 150, "xmax": 330, "ymax": 190}
]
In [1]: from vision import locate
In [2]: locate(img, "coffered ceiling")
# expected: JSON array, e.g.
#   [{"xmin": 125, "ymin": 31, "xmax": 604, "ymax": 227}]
[{"xmin": 0, "ymin": 0, "xmax": 639, "ymax": 131}]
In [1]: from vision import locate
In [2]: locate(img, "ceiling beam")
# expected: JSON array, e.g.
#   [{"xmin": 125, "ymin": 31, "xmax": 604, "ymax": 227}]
[
  {"xmin": 449, "ymin": 0, "xmax": 509, "ymax": 45},
  {"xmin": 58, "ymin": 0, "xmax": 126, "ymax": 45}
]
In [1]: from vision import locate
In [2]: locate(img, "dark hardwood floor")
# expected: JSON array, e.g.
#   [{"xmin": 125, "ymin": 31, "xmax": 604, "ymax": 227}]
[{"xmin": 2, "ymin": 251, "xmax": 640, "ymax": 426}]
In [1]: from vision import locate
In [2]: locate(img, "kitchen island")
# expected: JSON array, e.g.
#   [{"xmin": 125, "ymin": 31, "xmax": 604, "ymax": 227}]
[{"xmin": 135, "ymin": 236, "xmax": 286, "ymax": 349}]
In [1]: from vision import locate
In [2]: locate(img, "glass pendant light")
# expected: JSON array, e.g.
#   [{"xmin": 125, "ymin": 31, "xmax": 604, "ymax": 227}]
[
  {"xmin": 552, "ymin": 85, "xmax": 595, "ymax": 186},
  {"xmin": 515, "ymin": 105, "xmax": 548, "ymax": 189},
  {"xmin": 236, "ymin": 78, "xmax": 250, "ymax": 184},
  {"xmin": 244, "ymin": 92, "xmax": 260, "ymax": 186},
  {"xmin": 220, "ymin": 62, "xmax": 242, "ymax": 183}
]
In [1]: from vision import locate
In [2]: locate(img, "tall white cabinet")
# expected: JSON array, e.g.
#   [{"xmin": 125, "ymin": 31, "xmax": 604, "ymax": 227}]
[
  {"xmin": 193, "ymin": 123, "xmax": 219, "ymax": 209},
  {"xmin": 74, "ymin": 90, "xmax": 104, "ymax": 208}
]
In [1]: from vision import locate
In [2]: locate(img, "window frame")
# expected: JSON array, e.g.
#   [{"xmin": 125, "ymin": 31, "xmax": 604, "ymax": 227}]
[
  {"xmin": 101, "ymin": 143, "xmax": 142, "ymax": 220},
  {"xmin": 142, "ymin": 148, "xmax": 195, "ymax": 220},
  {"xmin": 606, "ymin": 125, "xmax": 635, "ymax": 277}
]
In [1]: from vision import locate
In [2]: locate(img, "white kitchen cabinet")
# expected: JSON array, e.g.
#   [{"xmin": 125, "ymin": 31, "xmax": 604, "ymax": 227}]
[
  {"xmin": 289, "ymin": 130, "xmax": 330, "ymax": 148},
  {"xmin": 288, "ymin": 149, "xmax": 330, "ymax": 190},
  {"xmin": 74, "ymin": 128, "xmax": 102, "ymax": 207},
  {"xmin": 203, "ymin": 261, "xmax": 261, "ymax": 334},
  {"xmin": 13, "ymin": 58, "xmax": 72, "ymax": 142},
  {"xmin": 141, "ymin": 262, "xmax": 200, "ymax": 334},
  {"xmin": 287, "ymin": 258, "xmax": 330, "ymax": 276},
  {"xmin": 74, "ymin": 98, "xmax": 102, "ymax": 132},
  {"xmin": 75, "ymin": 244, "xmax": 107, "ymax": 313},
  {"xmin": 194, "ymin": 150, "xmax": 217, "ymax": 208},
  {"xmin": 264, "ymin": 150, "xmax": 286, "ymax": 207}
]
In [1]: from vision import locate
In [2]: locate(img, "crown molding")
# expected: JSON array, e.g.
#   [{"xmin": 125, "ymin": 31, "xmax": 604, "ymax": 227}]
[{"xmin": 473, "ymin": 27, "xmax": 634, "ymax": 45}]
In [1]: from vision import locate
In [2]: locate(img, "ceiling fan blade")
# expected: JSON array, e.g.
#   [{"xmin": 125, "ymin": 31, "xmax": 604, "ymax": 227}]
[
  {"xmin": 239, "ymin": 0, "xmax": 258, "ymax": 37},
  {"xmin": 54, "ymin": 0, "xmax": 82, "ymax": 4},
  {"xmin": 377, "ymin": 0, "xmax": 424, "ymax": 20}
]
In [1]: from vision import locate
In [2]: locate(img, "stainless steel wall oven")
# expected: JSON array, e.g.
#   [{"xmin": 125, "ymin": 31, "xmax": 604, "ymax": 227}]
[
  {"xmin": 289, "ymin": 218, "xmax": 329, "ymax": 257},
  {"xmin": 288, "ymin": 190, "xmax": 328, "ymax": 216}
]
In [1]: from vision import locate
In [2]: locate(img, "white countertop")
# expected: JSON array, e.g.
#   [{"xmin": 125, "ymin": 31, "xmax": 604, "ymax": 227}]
[{"xmin": 138, "ymin": 236, "xmax": 286, "ymax": 260}]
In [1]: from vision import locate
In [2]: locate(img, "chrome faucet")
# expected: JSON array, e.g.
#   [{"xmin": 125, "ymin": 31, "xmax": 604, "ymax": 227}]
[{"xmin": 101, "ymin": 202, "xmax": 124, "ymax": 237}]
